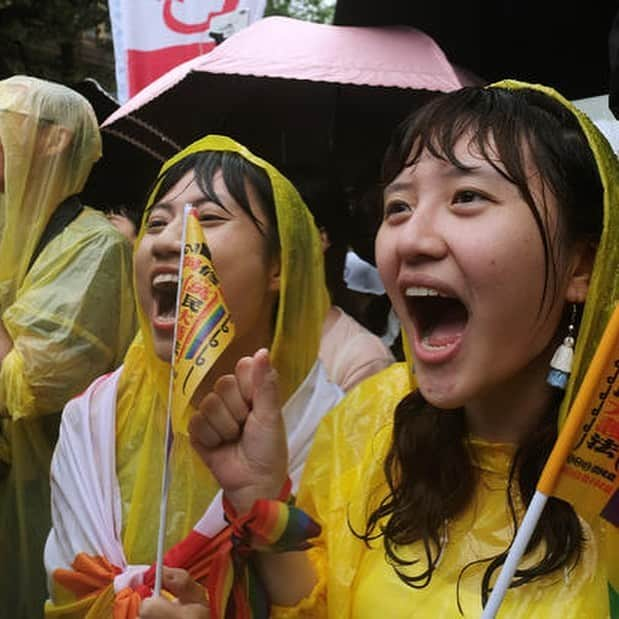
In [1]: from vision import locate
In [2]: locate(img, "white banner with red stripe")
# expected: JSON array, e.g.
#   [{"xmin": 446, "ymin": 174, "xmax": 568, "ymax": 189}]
[{"xmin": 108, "ymin": 0, "xmax": 266, "ymax": 102}]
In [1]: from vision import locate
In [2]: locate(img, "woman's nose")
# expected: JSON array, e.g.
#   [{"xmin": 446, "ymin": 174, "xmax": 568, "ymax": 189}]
[
  {"xmin": 151, "ymin": 216, "xmax": 183, "ymax": 258},
  {"xmin": 396, "ymin": 207, "xmax": 448, "ymax": 263}
]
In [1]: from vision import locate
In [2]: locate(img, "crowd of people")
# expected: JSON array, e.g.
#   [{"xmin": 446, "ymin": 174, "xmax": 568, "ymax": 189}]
[{"xmin": 0, "ymin": 61, "xmax": 617, "ymax": 619}]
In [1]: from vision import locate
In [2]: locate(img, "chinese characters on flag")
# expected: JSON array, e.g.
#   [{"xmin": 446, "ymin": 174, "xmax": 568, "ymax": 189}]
[
  {"xmin": 172, "ymin": 207, "xmax": 235, "ymax": 415},
  {"xmin": 540, "ymin": 304, "xmax": 619, "ymax": 526}
]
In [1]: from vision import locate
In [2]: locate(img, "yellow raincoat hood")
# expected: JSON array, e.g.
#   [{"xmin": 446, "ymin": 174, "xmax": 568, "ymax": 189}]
[
  {"xmin": 492, "ymin": 81, "xmax": 619, "ymax": 429},
  {"xmin": 0, "ymin": 75, "xmax": 102, "ymax": 312}
]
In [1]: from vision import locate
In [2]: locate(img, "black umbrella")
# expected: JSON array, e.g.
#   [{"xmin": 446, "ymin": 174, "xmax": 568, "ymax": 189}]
[{"xmin": 71, "ymin": 78, "xmax": 164, "ymax": 217}]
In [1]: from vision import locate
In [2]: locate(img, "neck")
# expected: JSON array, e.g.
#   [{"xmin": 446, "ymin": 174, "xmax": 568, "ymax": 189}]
[
  {"xmin": 322, "ymin": 305, "xmax": 340, "ymax": 333},
  {"xmin": 465, "ymin": 354, "xmax": 559, "ymax": 443}
]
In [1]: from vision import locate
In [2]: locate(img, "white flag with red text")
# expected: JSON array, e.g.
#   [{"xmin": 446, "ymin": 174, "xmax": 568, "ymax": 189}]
[{"xmin": 108, "ymin": 0, "xmax": 266, "ymax": 102}]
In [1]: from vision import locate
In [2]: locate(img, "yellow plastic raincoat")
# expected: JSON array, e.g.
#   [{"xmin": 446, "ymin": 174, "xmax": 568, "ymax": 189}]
[
  {"xmin": 118, "ymin": 134, "xmax": 329, "ymax": 557},
  {"xmin": 0, "ymin": 76, "xmax": 137, "ymax": 618},
  {"xmin": 273, "ymin": 81, "xmax": 619, "ymax": 618},
  {"xmin": 44, "ymin": 135, "xmax": 333, "ymax": 616}
]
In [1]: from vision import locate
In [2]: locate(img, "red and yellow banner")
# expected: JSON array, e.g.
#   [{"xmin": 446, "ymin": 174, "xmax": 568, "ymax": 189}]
[
  {"xmin": 172, "ymin": 208, "xmax": 235, "ymax": 415},
  {"xmin": 107, "ymin": 0, "xmax": 265, "ymax": 100}
]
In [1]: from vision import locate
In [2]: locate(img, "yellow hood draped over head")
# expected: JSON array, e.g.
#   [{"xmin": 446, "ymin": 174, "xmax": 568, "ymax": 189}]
[
  {"xmin": 0, "ymin": 75, "xmax": 102, "ymax": 313},
  {"xmin": 130, "ymin": 134, "xmax": 329, "ymax": 414},
  {"xmin": 491, "ymin": 80, "xmax": 619, "ymax": 429},
  {"xmin": 116, "ymin": 135, "xmax": 329, "ymax": 560}
]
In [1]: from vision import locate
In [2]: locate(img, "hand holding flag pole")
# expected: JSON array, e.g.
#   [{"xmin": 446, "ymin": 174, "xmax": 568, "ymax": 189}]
[
  {"xmin": 154, "ymin": 205, "xmax": 235, "ymax": 596},
  {"xmin": 481, "ymin": 303, "xmax": 619, "ymax": 618}
]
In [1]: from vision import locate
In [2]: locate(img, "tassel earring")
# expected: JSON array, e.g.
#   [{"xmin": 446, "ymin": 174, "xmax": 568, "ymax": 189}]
[{"xmin": 547, "ymin": 304, "xmax": 577, "ymax": 390}]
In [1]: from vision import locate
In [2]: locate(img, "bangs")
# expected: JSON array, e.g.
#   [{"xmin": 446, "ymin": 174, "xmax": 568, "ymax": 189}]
[
  {"xmin": 381, "ymin": 88, "xmax": 532, "ymax": 190},
  {"xmin": 148, "ymin": 149, "xmax": 279, "ymax": 255}
]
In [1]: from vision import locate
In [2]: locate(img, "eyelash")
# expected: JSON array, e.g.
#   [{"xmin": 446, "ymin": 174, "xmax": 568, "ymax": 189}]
[
  {"xmin": 145, "ymin": 217, "xmax": 167, "ymax": 230},
  {"xmin": 383, "ymin": 200, "xmax": 410, "ymax": 218},
  {"xmin": 452, "ymin": 189, "xmax": 487, "ymax": 204},
  {"xmin": 382, "ymin": 189, "xmax": 489, "ymax": 220},
  {"xmin": 197, "ymin": 213, "xmax": 224, "ymax": 223}
]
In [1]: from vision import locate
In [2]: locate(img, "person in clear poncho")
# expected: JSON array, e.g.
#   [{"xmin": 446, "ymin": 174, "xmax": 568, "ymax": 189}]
[
  {"xmin": 43, "ymin": 135, "xmax": 343, "ymax": 616},
  {"xmin": 0, "ymin": 76, "xmax": 137, "ymax": 617},
  {"xmin": 171, "ymin": 81, "xmax": 618, "ymax": 618}
]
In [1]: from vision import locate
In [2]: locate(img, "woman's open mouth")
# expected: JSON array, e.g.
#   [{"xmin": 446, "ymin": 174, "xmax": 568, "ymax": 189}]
[
  {"xmin": 405, "ymin": 286, "xmax": 468, "ymax": 362},
  {"xmin": 151, "ymin": 272, "xmax": 179, "ymax": 330}
]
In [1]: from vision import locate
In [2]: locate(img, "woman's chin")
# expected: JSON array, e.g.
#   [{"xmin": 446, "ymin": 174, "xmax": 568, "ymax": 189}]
[
  {"xmin": 152, "ymin": 338, "xmax": 173, "ymax": 364},
  {"xmin": 417, "ymin": 381, "xmax": 465, "ymax": 411}
]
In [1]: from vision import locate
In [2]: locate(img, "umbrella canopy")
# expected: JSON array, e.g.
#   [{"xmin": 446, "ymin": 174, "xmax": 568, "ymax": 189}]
[{"xmin": 101, "ymin": 16, "xmax": 466, "ymax": 194}]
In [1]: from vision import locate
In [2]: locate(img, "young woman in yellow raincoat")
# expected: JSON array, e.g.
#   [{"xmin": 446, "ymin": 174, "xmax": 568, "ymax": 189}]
[
  {"xmin": 179, "ymin": 81, "xmax": 619, "ymax": 618},
  {"xmin": 44, "ymin": 135, "xmax": 343, "ymax": 617},
  {"xmin": 0, "ymin": 76, "xmax": 137, "ymax": 618}
]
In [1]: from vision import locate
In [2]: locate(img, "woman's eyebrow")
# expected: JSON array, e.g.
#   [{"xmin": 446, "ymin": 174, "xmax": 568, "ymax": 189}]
[
  {"xmin": 144, "ymin": 194, "xmax": 220, "ymax": 221},
  {"xmin": 188, "ymin": 197, "xmax": 213, "ymax": 208},
  {"xmin": 144, "ymin": 201, "xmax": 174, "ymax": 218},
  {"xmin": 444, "ymin": 163, "xmax": 503, "ymax": 182},
  {"xmin": 384, "ymin": 181, "xmax": 413, "ymax": 196}
]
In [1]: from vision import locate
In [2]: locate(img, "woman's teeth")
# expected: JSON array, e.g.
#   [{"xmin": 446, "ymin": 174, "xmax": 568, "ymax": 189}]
[
  {"xmin": 405, "ymin": 286, "xmax": 448, "ymax": 298},
  {"xmin": 152, "ymin": 272, "xmax": 179, "ymax": 287}
]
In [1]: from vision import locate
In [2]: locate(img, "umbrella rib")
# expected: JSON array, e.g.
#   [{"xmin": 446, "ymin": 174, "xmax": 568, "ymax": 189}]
[
  {"xmin": 102, "ymin": 127, "xmax": 171, "ymax": 162},
  {"xmin": 111, "ymin": 113, "xmax": 183, "ymax": 152}
]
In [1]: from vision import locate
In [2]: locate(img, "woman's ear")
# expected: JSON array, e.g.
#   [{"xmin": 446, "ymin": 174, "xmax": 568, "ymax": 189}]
[
  {"xmin": 565, "ymin": 240, "xmax": 597, "ymax": 303},
  {"xmin": 319, "ymin": 226, "xmax": 331, "ymax": 253},
  {"xmin": 268, "ymin": 256, "xmax": 281, "ymax": 293}
]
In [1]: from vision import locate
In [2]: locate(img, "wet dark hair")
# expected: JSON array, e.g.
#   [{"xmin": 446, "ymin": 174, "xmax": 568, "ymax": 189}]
[
  {"xmin": 105, "ymin": 205, "xmax": 141, "ymax": 234},
  {"xmin": 148, "ymin": 150, "xmax": 279, "ymax": 258},
  {"xmin": 285, "ymin": 166, "xmax": 352, "ymax": 306},
  {"xmin": 356, "ymin": 86, "xmax": 604, "ymax": 609}
]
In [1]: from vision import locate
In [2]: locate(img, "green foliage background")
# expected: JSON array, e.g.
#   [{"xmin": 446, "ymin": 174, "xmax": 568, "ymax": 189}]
[
  {"xmin": 266, "ymin": 0, "xmax": 334, "ymax": 23},
  {"xmin": 0, "ymin": 0, "xmax": 334, "ymax": 94}
]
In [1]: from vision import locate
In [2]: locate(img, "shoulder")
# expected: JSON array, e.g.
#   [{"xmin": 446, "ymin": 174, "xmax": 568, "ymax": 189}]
[
  {"xmin": 297, "ymin": 363, "xmax": 410, "ymax": 514},
  {"xmin": 60, "ymin": 367, "xmax": 122, "ymax": 436},
  {"xmin": 331, "ymin": 362, "xmax": 409, "ymax": 431},
  {"xmin": 320, "ymin": 307, "xmax": 395, "ymax": 389},
  {"xmin": 310, "ymin": 362, "xmax": 410, "ymax": 469},
  {"xmin": 53, "ymin": 207, "xmax": 132, "ymax": 257},
  {"xmin": 32, "ymin": 207, "xmax": 134, "ymax": 285}
]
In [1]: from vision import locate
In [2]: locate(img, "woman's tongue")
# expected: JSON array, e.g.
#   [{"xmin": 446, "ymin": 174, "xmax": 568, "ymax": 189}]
[
  {"xmin": 420, "ymin": 303, "xmax": 467, "ymax": 349},
  {"xmin": 157, "ymin": 305, "xmax": 175, "ymax": 321}
]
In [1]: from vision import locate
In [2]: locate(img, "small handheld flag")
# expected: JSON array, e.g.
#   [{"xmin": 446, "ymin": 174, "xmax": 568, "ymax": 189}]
[
  {"xmin": 482, "ymin": 303, "xmax": 619, "ymax": 618},
  {"xmin": 154, "ymin": 205, "xmax": 235, "ymax": 596},
  {"xmin": 172, "ymin": 207, "xmax": 235, "ymax": 415}
]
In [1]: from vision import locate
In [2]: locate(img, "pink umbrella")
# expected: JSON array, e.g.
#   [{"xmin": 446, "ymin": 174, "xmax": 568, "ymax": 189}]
[{"xmin": 102, "ymin": 15, "xmax": 467, "ymax": 190}]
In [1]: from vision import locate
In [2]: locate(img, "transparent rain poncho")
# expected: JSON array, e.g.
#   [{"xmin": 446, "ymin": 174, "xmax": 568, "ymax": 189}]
[{"xmin": 0, "ymin": 76, "xmax": 137, "ymax": 617}]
